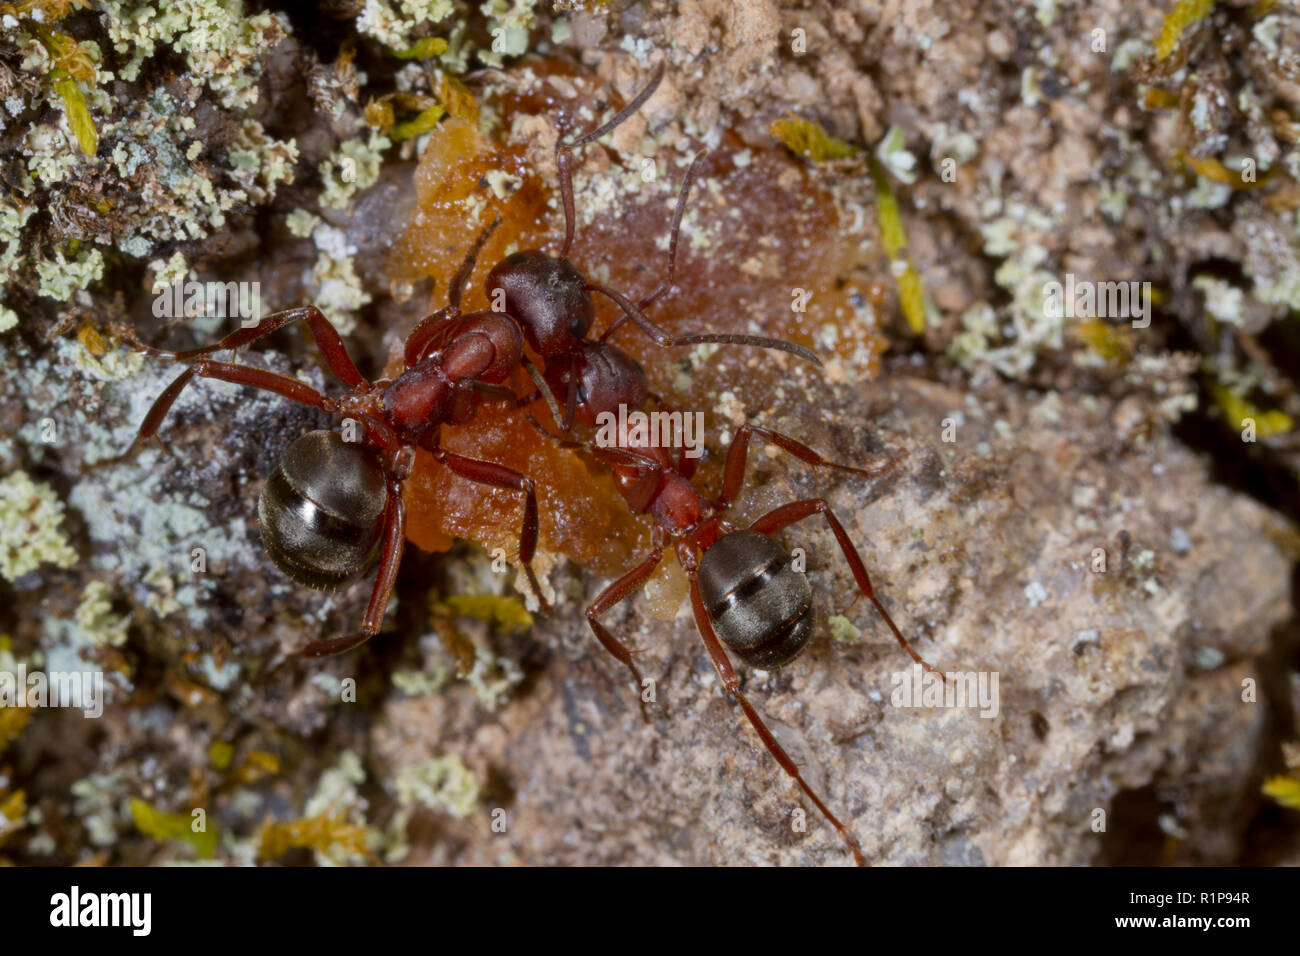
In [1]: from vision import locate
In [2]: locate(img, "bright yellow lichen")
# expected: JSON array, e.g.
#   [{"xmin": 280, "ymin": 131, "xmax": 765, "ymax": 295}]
[
  {"xmin": 1210, "ymin": 383, "xmax": 1294, "ymax": 438},
  {"xmin": 258, "ymin": 814, "xmax": 376, "ymax": 862},
  {"xmin": 1263, "ymin": 775, "xmax": 1300, "ymax": 810},
  {"xmin": 868, "ymin": 156, "xmax": 928, "ymax": 333},
  {"xmin": 442, "ymin": 593, "xmax": 533, "ymax": 632},
  {"xmin": 1156, "ymin": 0, "xmax": 1215, "ymax": 61},
  {"xmin": 769, "ymin": 113, "xmax": 857, "ymax": 162},
  {"xmin": 130, "ymin": 797, "xmax": 219, "ymax": 859}
]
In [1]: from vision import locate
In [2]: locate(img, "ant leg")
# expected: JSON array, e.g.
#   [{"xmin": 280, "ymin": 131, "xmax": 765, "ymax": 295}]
[
  {"xmin": 557, "ymin": 63, "xmax": 666, "ymax": 257},
  {"xmin": 117, "ymin": 306, "xmax": 366, "ymax": 390},
  {"xmin": 296, "ymin": 478, "xmax": 407, "ymax": 658},
  {"xmin": 428, "ymin": 448, "xmax": 550, "ymax": 610},
  {"xmin": 586, "ymin": 542, "xmax": 666, "ymax": 723},
  {"xmin": 524, "ymin": 416, "xmax": 665, "ymax": 514},
  {"xmin": 716, "ymin": 424, "xmax": 898, "ymax": 510},
  {"xmin": 685, "ymin": 565, "xmax": 866, "ymax": 866},
  {"xmin": 588, "ymin": 284, "xmax": 821, "ymax": 366},
  {"xmin": 749, "ymin": 498, "xmax": 943, "ymax": 679},
  {"xmin": 133, "ymin": 359, "xmax": 333, "ymax": 453}
]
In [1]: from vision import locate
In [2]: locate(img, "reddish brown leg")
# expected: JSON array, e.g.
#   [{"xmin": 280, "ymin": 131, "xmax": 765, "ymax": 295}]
[
  {"xmin": 122, "ymin": 306, "xmax": 366, "ymax": 389},
  {"xmin": 428, "ymin": 447, "xmax": 549, "ymax": 609},
  {"xmin": 296, "ymin": 478, "xmax": 407, "ymax": 658},
  {"xmin": 685, "ymin": 563, "xmax": 866, "ymax": 866},
  {"xmin": 524, "ymin": 414, "xmax": 666, "ymax": 513},
  {"xmin": 588, "ymin": 283, "xmax": 821, "ymax": 365},
  {"xmin": 135, "ymin": 360, "xmax": 333, "ymax": 447},
  {"xmin": 750, "ymin": 498, "xmax": 943, "ymax": 679},
  {"xmin": 585, "ymin": 542, "xmax": 666, "ymax": 722},
  {"xmin": 716, "ymin": 424, "xmax": 897, "ymax": 510},
  {"xmin": 556, "ymin": 64, "xmax": 666, "ymax": 258}
]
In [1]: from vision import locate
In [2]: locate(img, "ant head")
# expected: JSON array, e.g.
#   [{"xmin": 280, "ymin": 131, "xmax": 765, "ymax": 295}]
[
  {"xmin": 487, "ymin": 250, "xmax": 593, "ymax": 356},
  {"xmin": 544, "ymin": 340, "xmax": 648, "ymax": 428}
]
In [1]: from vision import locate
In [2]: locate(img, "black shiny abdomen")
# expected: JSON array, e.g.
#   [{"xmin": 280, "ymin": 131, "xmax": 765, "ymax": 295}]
[
  {"xmin": 258, "ymin": 430, "xmax": 388, "ymax": 590},
  {"xmin": 698, "ymin": 530, "xmax": 814, "ymax": 669}
]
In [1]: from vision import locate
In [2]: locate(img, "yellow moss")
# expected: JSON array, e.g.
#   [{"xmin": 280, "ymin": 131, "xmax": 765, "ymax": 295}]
[
  {"xmin": 1156, "ymin": 0, "xmax": 1215, "ymax": 61},
  {"xmin": 0, "ymin": 706, "xmax": 32, "ymax": 757},
  {"xmin": 208, "ymin": 740, "xmax": 234, "ymax": 771},
  {"xmin": 769, "ymin": 113, "xmax": 857, "ymax": 162},
  {"xmin": 1263, "ymin": 775, "xmax": 1300, "ymax": 810},
  {"xmin": 364, "ymin": 96, "xmax": 396, "ymax": 129},
  {"xmin": 1076, "ymin": 319, "xmax": 1133, "ymax": 363},
  {"xmin": 130, "ymin": 797, "xmax": 218, "ymax": 859},
  {"xmin": 1142, "ymin": 87, "xmax": 1181, "ymax": 110},
  {"xmin": 868, "ymin": 156, "xmax": 928, "ymax": 333},
  {"xmin": 438, "ymin": 74, "xmax": 479, "ymax": 125},
  {"xmin": 390, "ymin": 104, "xmax": 446, "ymax": 142},
  {"xmin": 0, "ymin": 789, "xmax": 26, "ymax": 845},
  {"xmin": 29, "ymin": 23, "xmax": 99, "ymax": 157},
  {"xmin": 229, "ymin": 750, "xmax": 280, "ymax": 784},
  {"xmin": 1182, "ymin": 154, "xmax": 1275, "ymax": 189},
  {"xmin": 1210, "ymin": 383, "xmax": 1294, "ymax": 438},
  {"xmin": 258, "ymin": 814, "xmax": 375, "ymax": 862},
  {"xmin": 442, "ymin": 594, "xmax": 533, "ymax": 632},
  {"xmin": 392, "ymin": 37, "xmax": 449, "ymax": 60}
]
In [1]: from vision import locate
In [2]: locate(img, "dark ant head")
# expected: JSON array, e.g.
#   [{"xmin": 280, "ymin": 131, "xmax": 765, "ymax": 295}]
[
  {"xmin": 487, "ymin": 250, "xmax": 594, "ymax": 356},
  {"xmin": 544, "ymin": 340, "xmax": 648, "ymax": 429}
]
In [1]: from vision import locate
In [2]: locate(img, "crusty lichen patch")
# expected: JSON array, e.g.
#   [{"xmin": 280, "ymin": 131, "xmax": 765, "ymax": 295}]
[{"xmin": 0, "ymin": 471, "xmax": 78, "ymax": 582}]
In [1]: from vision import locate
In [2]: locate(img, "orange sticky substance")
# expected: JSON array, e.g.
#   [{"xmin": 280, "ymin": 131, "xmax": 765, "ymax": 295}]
[{"xmin": 389, "ymin": 69, "xmax": 886, "ymax": 579}]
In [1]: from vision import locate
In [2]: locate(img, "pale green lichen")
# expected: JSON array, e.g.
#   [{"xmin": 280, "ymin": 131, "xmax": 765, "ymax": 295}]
[
  {"xmin": 302, "ymin": 751, "xmax": 373, "ymax": 866},
  {"xmin": 394, "ymin": 754, "xmax": 480, "ymax": 820},
  {"xmin": 286, "ymin": 208, "xmax": 321, "ymax": 238},
  {"xmin": 355, "ymin": 0, "xmax": 456, "ymax": 50},
  {"xmin": 309, "ymin": 224, "xmax": 372, "ymax": 334},
  {"xmin": 0, "ymin": 471, "xmax": 79, "ymax": 582},
  {"xmin": 97, "ymin": 0, "xmax": 289, "ymax": 107},
  {"xmin": 320, "ymin": 132, "xmax": 391, "ymax": 209},
  {"xmin": 67, "ymin": 336, "xmax": 145, "ymax": 382},
  {"xmin": 828, "ymin": 614, "xmax": 862, "ymax": 644},
  {"xmin": 35, "ymin": 247, "xmax": 104, "ymax": 300},
  {"xmin": 75, "ymin": 581, "xmax": 131, "ymax": 649},
  {"xmin": 477, "ymin": 0, "xmax": 536, "ymax": 67}
]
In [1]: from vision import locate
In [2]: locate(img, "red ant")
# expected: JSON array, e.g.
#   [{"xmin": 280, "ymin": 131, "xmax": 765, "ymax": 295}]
[
  {"xmin": 531, "ymin": 402, "xmax": 945, "ymax": 865},
  {"xmin": 118, "ymin": 218, "xmax": 544, "ymax": 659},
  {"xmin": 509, "ymin": 71, "xmax": 947, "ymax": 860}
]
